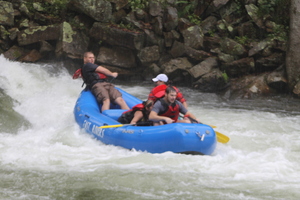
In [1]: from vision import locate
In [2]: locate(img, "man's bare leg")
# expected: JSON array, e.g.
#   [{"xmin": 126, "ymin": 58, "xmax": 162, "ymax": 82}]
[
  {"xmin": 101, "ymin": 98, "xmax": 111, "ymax": 112},
  {"xmin": 115, "ymin": 97, "xmax": 129, "ymax": 110}
]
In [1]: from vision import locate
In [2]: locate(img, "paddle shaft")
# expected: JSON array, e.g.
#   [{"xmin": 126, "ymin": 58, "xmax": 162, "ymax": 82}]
[{"xmin": 100, "ymin": 120, "xmax": 161, "ymax": 128}]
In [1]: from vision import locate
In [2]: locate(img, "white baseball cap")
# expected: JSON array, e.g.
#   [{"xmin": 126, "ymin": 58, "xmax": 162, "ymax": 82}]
[{"xmin": 152, "ymin": 74, "xmax": 168, "ymax": 82}]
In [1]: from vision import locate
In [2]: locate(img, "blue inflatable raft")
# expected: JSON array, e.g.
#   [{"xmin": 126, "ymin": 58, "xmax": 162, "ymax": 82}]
[{"xmin": 74, "ymin": 87, "xmax": 217, "ymax": 155}]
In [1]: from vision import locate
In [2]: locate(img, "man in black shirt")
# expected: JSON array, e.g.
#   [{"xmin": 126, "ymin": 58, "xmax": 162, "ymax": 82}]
[{"xmin": 81, "ymin": 52, "xmax": 129, "ymax": 112}]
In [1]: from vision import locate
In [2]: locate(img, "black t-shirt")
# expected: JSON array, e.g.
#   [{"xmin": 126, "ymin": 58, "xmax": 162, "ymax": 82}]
[
  {"xmin": 81, "ymin": 63, "xmax": 101, "ymax": 88},
  {"xmin": 82, "ymin": 63, "xmax": 98, "ymax": 73}
]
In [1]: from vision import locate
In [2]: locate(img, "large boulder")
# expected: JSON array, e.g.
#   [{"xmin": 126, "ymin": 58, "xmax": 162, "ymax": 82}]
[
  {"xmin": 55, "ymin": 22, "xmax": 89, "ymax": 59},
  {"xmin": 137, "ymin": 45, "xmax": 160, "ymax": 65},
  {"xmin": 0, "ymin": 1, "xmax": 14, "ymax": 26},
  {"xmin": 193, "ymin": 68, "xmax": 227, "ymax": 92},
  {"xmin": 68, "ymin": 0, "xmax": 112, "ymax": 22},
  {"xmin": 162, "ymin": 57, "xmax": 193, "ymax": 74},
  {"xmin": 97, "ymin": 46, "xmax": 136, "ymax": 68},
  {"xmin": 220, "ymin": 37, "xmax": 247, "ymax": 56},
  {"xmin": 89, "ymin": 22, "xmax": 145, "ymax": 50},
  {"xmin": 293, "ymin": 81, "xmax": 300, "ymax": 97},
  {"xmin": 3, "ymin": 45, "xmax": 27, "ymax": 60},
  {"xmin": 222, "ymin": 57, "xmax": 255, "ymax": 77},
  {"xmin": 0, "ymin": 88, "xmax": 31, "ymax": 134},
  {"xmin": 266, "ymin": 69, "xmax": 288, "ymax": 93},
  {"xmin": 189, "ymin": 57, "xmax": 218, "ymax": 79},
  {"xmin": 163, "ymin": 6, "xmax": 178, "ymax": 32},
  {"xmin": 18, "ymin": 49, "xmax": 42, "ymax": 62},
  {"xmin": 181, "ymin": 25, "xmax": 204, "ymax": 50},
  {"xmin": 17, "ymin": 25, "xmax": 60, "ymax": 46}
]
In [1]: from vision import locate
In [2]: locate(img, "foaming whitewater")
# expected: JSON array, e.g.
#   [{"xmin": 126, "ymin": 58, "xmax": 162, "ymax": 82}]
[{"xmin": 1, "ymin": 55, "xmax": 300, "ymax": 200}]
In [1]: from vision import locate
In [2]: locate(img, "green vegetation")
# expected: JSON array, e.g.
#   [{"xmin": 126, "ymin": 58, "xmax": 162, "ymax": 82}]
[
  {"xmin": 257, "ymin": 0, "xmax": 290, "ymax": 25},
  {"xmin": 267, "ymin": 24, "xmax": 289, "ymax": 42},
  {"xmin": 25, "ymin": 0, "xmax": 69, "ymax": 20},
  {"xmin": 128, "ymin": 0, "xmax": 148, "ymax": 11},
  {"xmin": 234, "ymin": 36, "xmax": 251, "ymax": 46},
  {"xmin": 207, "ymin": 30, "xmax": 215, "ymax": 37},
  {"xmin": 233, "ymin": 0, "xmax": 246, "ymax": 15},
  {"xmin": 222, "ymin": 71, "xmax": 229, "ymax": 83},
  {"xmin": 256, "ymin": 0, "xmax": 290, "ymax": 41},
  {"xmin": 175, "ymin": 0, "xmax": 202, "ymax": 25},
  {"xmin": 188, "ymin": 14, "xmax": 201, "ymax": 25},
  {"xmin": 176, "ymin": 0, "xmax": 196, "ymax": 16},
  {"xmin": 118, "ymin": 22, "xmax": 135, "ymax": 31}
]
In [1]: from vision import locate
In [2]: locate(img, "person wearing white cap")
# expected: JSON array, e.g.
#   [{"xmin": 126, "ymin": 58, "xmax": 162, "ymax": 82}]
[
  {"xmin": 152, "ymin": 74, "xmax": 169, "ymax": 82},
  {"xmin": 148, "ymin": 74, "xmax": 188, "ymax": 108}
]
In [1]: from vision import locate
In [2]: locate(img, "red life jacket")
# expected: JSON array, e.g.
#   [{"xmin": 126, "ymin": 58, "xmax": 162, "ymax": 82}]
[
  {"xmin": 148, "ymin": 85, "xmax": 167, "ymax": 101},
  {"xmin": 148, "ymin": 85, "xmax": 186, "ymax": 103},
  {"xmin": 158, "ymin": 99, "xmax": 180, "ymax": 122},
  {"xmin": 122, "ymin": 103, "xmax": 144, "ymax": 114},
  {"xmin": 72, "ymin": 68, "xmax": 107, "ymax": 79}
]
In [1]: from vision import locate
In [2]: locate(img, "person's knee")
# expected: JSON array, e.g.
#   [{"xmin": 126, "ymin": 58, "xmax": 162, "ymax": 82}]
[
  {"xmin": 102, "ymin": 98, "xmax": 110, "ymax": 104},
  {"xmin": 115, "ymin": 97, "xmax": 124, "ymax": 103}
]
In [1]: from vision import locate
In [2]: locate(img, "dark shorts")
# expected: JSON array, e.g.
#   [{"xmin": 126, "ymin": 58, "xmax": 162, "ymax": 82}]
[{"xmin": 91, "ymin": 82, "xmax": 122, "ymax": 103}]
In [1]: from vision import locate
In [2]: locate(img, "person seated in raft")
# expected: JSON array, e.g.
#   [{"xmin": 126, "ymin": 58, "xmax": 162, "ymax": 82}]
[
  {"xmin": 81, "ymin": 52, "xmax": 129, "ymax": 112},
  {"xmin": 149, "ymin": 86, "xmax": 200, "ymax": 125},
  {"xmin": 118, "ymin": 100, "xmax": 154, "ymax": 126},
  {"xmin": 148, "ymin": 74, "xmax": 188, "ymax": 109}
]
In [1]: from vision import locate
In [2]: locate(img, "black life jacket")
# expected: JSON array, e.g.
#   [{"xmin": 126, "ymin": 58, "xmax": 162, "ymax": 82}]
[
  {"xmin": 118, "ymin": 103, "xmax": 149, "ymax": 124},
  {"xmin": 80, "ymin": 66, "xmax": 108, "ymax": 89},
  {"xmin": 158, "ymin": 99, "xmax": 180, "ymax": 122}
]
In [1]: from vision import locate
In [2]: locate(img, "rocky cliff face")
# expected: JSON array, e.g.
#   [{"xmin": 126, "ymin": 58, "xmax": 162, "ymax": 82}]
[{"xmin": 1, "ymin": 0, "xmax": 297, "ymax": 99}]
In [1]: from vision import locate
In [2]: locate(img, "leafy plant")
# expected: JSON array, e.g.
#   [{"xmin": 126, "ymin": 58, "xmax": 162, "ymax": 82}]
[
  {"xmin": 207, "ymin": 30, "xmax": 215, "ymax": 37},
  {"xmin": 188, "ymin": 14, "xmax": 201, "ymax": 25},
  {"xmin": 234, "ymin": 36, "xmax": 250, "ymax": 45},
  {"xmin": 267, "ymin": 24, "xmax": 289, "ymax": 41},
  {"xmin": 257, "ymin": 0, "xmax": 290, "ymax": 25},
  {"xmin": 118, "ymin": 22, "xmax": 135, "ymax": 31},
  {"xmin": 25, "ymin": 0, "xmax": 69, "ymax": 18},
  {"xmin": 128, "ymin": 0, "xmax": 148, "ymax": 11},
  {"xmin": 175, "ymin": 0, "xmax": 197, "ymax": 17},
  {"xmin": 222, "ymin": 71, "xmax": 229, "ymax": 83}
]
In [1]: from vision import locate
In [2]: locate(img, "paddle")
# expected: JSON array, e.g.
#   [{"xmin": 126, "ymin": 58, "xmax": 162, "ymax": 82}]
[
  {"xmin": 100, "ymin": 121, "xmax": 155, "ymax": 128},
  {"xmin": 100, "ymin": 124, "xmax": 134, "ymax": 129},
  {"xmin": 215, "ymin": 131, "xmax": 230, "ymax": 143},
  {"xmin": 186, "ymin": 116, "xmax": 230, "ymax": 144}
]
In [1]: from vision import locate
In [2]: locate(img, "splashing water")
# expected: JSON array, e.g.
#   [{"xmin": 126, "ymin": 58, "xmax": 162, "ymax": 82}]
[{"xmin": 1, "ymin": 55, "xmax": 300, "ymax": 199}]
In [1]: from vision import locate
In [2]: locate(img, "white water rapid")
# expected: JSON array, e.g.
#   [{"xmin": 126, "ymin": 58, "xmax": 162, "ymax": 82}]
[{"xmin": 1, "ymin": 55, "xmax": 300, "ymax": 200}]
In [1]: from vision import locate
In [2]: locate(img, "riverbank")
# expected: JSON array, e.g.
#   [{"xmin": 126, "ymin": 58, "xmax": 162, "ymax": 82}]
[{"xmin": 1, "ymin": 0, "xmax": 297, "ymax": 99}]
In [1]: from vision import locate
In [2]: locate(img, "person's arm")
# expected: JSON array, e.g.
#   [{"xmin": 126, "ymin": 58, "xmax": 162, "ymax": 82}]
[
  {"xmin": 176, "ymin": 90, "xmax": 188, "ymax": 108},
  {"xmin": 177, "ymin": 101, "xmax": 200, "ymax": 123},
  {"xmin": 184, "ymin": 111, "xmax": 200, "ymax": 123},
  {"xmin": 95, "ymin": 66, "xmax": 118, "ymax": 78},
  {"xmin": 149, "ymin": 111, "xmax": 173, "ymax": 124},
  {"xmin": 130, "ymin": 111, "xmax": 143, "ymax": 124},
  {"xmin": 182, "ymin": 101, "xmax": 188, "ymax": 109},
  {"xmin": 149, "ymin": 100, "xmax": 174, "ymax": 124}
]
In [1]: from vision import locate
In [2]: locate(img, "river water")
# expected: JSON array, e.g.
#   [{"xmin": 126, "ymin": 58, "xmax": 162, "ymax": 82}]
[{"xmin": 1, "ymin": 55, "xmax": 300, "ymax": 200}]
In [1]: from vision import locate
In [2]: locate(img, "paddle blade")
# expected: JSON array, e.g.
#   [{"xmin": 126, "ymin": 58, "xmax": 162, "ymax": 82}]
[
  {"xmin": 216, "ymin": 131, "xmax": 230, "ymax": 144},
  {"xmin": 208, "ymin": 125, "xmax": 217, "ymax": 128}
]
